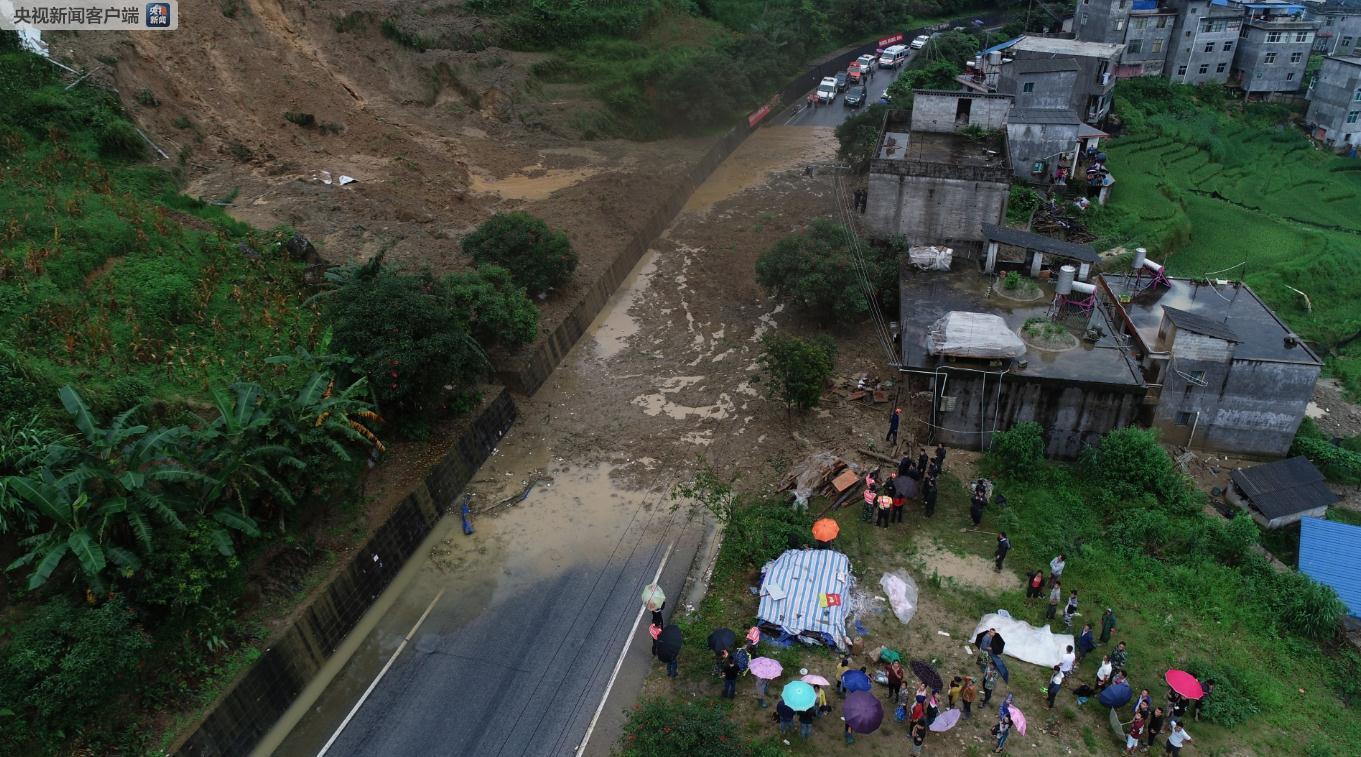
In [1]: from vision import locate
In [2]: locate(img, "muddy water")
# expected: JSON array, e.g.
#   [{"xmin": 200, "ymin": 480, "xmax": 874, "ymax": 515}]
[
  {"xmin": 683, "ymin": 126, "xmax": 836, "ymax": 214},
  {"xmin": 592, "ymin": 249, "xmax": 658, "ymax": 360},
  {"xmin": 468, "ymin": 164, "xmax": 601, "ymax": 200}
]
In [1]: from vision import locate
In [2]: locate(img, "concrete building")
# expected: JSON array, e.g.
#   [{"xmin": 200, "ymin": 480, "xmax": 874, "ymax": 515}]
[
  {"xmin": 1074, "ymin": 0, "xmax": 1137, "ymax": 43},
  {"xmin": 1107, "ymin": 273, "xmax": 1323, "ymax": 456},
  {"xmin": 1005, "ymin": 111, "xmax": 1108, "ymax": 180},
  {"xmin": 997, "ymin": 58, "xmax": 1084, "ymax": 110},
  {"xmin": 1306, "ymin": 55, "xmax": 1361, "ymax": 145},
  {"xmin": 1008, "ymin": 37, "xmax": 1125, "ymax": 121},
  {"xmin": 1310, "ymin": 3, "xmax": 1361, "ymax": 57},
  {"xmin": 862, "ymin": 94, "xmax": 1012, "ymax": 247},
  {"xmin": 1119, "ymin": 4, "xmax": 1179, "ymax": 76},
  {"xmin": 1228, "ymin": 457, "xmax": 1337, "ymax": 528},
  {"xmin": 1166, "ymin": 0, "xmax": 1244, "ymax": 85},
  {"xmin": 1232, "ymin": 5, "xmax": 1318, "ymax": 94}
]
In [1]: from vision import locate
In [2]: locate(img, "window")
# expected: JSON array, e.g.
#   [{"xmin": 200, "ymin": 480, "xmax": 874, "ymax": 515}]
[
  {"xmin": 1152, "ymin": 39, "xmax": 1164, "ymax": 53},
  {"xmin": 1175, "ymin": 411, "xmax": 1194, "ymax": 426},
  {"xmin": 1228, "ymin": 19, "xmax": 1241, "ymax": 31},
  {"xmin": 1157, "ymin": 15, "xmax": 1168, "ymax": 28},
  {"xmin": 1178, "ymin": 65, "xmax": 1188, "ymax": 75},
  {"xmin": 1199, "ymin": 63, "xmax": 1210, "ymax": 74},
  {"xmin": 1354, "ymin": 89, "xmax": 1361, "ymax": 101},
  {"xmin": 1290, "ymin": 51, "xmax": 1302, "ymax": 64},
  {"xmin": 1287, "ymin": 72, "xmax": 1295, "ymax": 81},
  {"xmin": 1223, "ymin": 41, "xmax": 1233, "ymax": 52},
  {"xmin": 1217, "ymin": 62, "xmax": 1227, "ymax": 73},
  {"xmin": 1343, "ymin": 36, "xmax": 1355, "ymax": 47},
  {"xmin": 1023, "ymin": 82, "xmax": 1035, "ymax": 93},
  {"xmin": 1131, "ymin": 16, "xmax": 1147, "ymax": 30},
  {"xmin": 1205, "ymin": 41, "xmax": 1215, "ymax": 53},
  {"xmin": 1295, "ymin": 32, "xmax": 1310, "ymax": 43},
  {"xmin": 1116, "ymin": 18, "xmax": 1125, "ymax": 30},
  {"xmin": 1348, "ymin": 111, "xmax": 1361, "ymax": 124},
  {"xmin": 1118, "ymin": 0, "xmax": 1126, "ymax": 7},
  {"xmin": 1265, "ymin": 52, "xmax": 1277, "ymax": 64},
  {"xmin": 1129, "ymin": 39, "xmax": 1144, "ymax": 54},
  {"xmin": 1266, "ymin": 31, "xmax": 1282, "ymax": 43},
  {"xmin": 1080, "ymin": 12, "xmax": 1088, "ymax": 25}
]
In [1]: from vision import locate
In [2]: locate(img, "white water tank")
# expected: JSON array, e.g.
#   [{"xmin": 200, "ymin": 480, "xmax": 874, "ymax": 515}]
[
  {"xmin": 1071, "ymin": 280, "xmax": 1097, "ymax": 295},
  {"xmin": 1132, "ymin": 247, "xmax": 1147, "ymax": 270},
  {"xmin": 988, "ymin": 50, "xmax": 1003, "ymax": 65},
  {"xmin": 1143, "ymin": 258, "xmax": 1164, "ymax": 273},
  {"xmin": 1056, "ymin": 265, "xmax": 1076, "ymax": 295}
]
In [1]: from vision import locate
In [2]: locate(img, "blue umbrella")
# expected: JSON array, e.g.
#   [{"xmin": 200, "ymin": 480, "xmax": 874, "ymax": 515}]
[
  {"xmin": 843, "ymin": 691, "xmax": 884, "ymax": 733},
  {"xmin": 990, "ymin": 654, "xmax": 1010, "ymax": 683},
  {"xmin": 782, "ymin": 680, "xmax": 817, "ymax": 711},
  {"xmin": 1098, "ymin": 681, "xmax": 1132, "ymax": 708},
  {"xmin": 841, "ymin": 669, "xmax": 872, "ymax": 692}
]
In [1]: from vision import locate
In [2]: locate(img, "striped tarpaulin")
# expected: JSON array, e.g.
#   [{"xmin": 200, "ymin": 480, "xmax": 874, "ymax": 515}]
[{"xmin": 757, "ymin": 549, "xmax": 851, "ymax": 641}]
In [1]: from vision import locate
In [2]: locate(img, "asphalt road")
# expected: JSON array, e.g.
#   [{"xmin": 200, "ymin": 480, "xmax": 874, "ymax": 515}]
[{"xmin": 779, "ymin": 50, "xmax": 918, "ymax": 128}]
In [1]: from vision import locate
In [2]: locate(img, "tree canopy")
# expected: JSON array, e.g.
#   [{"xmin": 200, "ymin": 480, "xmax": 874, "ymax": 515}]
[{"xmin": 462, "ymin": 211, "xmax": 577, "ymax": 295}]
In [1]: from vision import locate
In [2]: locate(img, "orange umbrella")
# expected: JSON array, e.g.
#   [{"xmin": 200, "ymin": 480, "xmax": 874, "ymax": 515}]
[{"xmin": 812, "ymin": 518, "xmax": 840, "ymax": 541}]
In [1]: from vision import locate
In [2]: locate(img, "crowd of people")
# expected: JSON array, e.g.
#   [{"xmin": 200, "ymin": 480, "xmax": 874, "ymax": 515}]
[{"xmin": 863, "ymin": 435, "xmax": 946, "ymax": 528}]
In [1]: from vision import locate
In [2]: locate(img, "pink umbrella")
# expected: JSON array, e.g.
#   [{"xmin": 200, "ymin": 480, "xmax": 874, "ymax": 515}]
[
  {"xmin": 746, "ymin": 626, "xmax": 761, "ymax": 646},
  {"xmin": 1165, "ymin": 669, "xmax": 1204, "ymax": 700},
  {"xmin": 1008, "ymin": 703, "xmax": 1028, "ymax": 735},
  {"xmin": 801, "ymin": 674, "xmax": 830, "ymax": 687},
  {"xmin": 749, "ymin": 657, "xmax": 783, "ymax": 680},
  {"xmin": 928, "ymin": 708, "xmax": 961, "ymax": 732}
]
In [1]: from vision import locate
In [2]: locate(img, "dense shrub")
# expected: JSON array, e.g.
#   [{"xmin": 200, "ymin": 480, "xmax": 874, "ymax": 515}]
[
  {"xmin": 1183, "ymin": 658, "xmax": 1263, "ymax": 727},
  {"xmin": 462, "ymin": 211, "xmax": 577, "ymax": 295},
  {"xmin": 444, "ymin": 264, "xmax": 539, "ymax": 349},
  {"xmin": 1080, "ymin": 427, "xmax": 1199, "ymax": 515},
  {"xmin": 836, "ymin": 104, "xmax": 889, "ymax": 174},
  {"xmin": 986, "ymin": 421, "xmax": 1046, "ymax": 480},
  {"xmin": 112, "ymin": 255, "xmax": 198, "ymax": 326},
  {"xmin": 0, "ymin": 597, "xmax": 151, "ymax": 752},
  {"xmin": 715, "ymin": 497, "xmax": 810, "ymax": 581},
  {"xmin": 1270, "ymin": 569, "xmax": 1347, "ymax": 640},
  {"xmin": 1204, "ymin": 512, "xmax": 1259, "ymax": 566},
  {"xmin": 755, "ymin": 220, "xmax": 891, "ymax": 323},
  {"xmin": 756, "ymin": 333, "xmax": 835, "ymax": 412},
  {"xmin": 617, "ymin": 698, "xmax": 746, "ymax": 757}
]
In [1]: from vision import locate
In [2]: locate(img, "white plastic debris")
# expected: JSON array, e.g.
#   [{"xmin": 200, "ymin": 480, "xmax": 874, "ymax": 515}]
[
  {"xmin": 926, "ymin": 312, "xmax": 1026, "ymax": 359},
  {"xmin": 879, "ymin": 571, "xmax": 918, "ymax": 625},
  {"xmin": 908, "ymin": 245, "xmax": 953, "ymax": 271}
]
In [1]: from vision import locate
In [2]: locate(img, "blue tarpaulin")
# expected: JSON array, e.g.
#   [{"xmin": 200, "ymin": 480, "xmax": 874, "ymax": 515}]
[
  {"xmin": 757, "ymin": 549, "xmax": 851, "ymax": 645},
  {"xmin": 1299, "ymin": 517, "xmax": 1361, "ymax": 618}
]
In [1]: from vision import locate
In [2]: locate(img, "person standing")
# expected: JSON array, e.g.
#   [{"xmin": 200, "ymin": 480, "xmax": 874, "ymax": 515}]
[
  {"xmin": 1100, "ymin": 608, "xmax": 1117, "ymax": 645},
  {"xmin": 947, "ymin": 676, "xmax": 962, "ymax": 709},
  {"xmin": 925, "ymin": 690, "xmax": 940, "ymax": 725},
  {"xmin": 922, "ymin": 474, "xmax": 938, "ymax": 517},
  {"xmin": 1049, "ymin": 553, "xmax": 1066, "ymax": 584},
  {"xmin": 970, "ymin": 487, "xmax": 986, "ymax": 526},
  {"xmin": 1046, "ymin": 665, "xmax": 1063, "ymax": 709},
  {"xmin": 1026, "ymin": 569, "xmax": 1045, "ymax": 603},
  {"xmin": 917, "ymin": 450, "xmax": 929, "ymax": 477},
  {"xmin": 981, "ymin": 661, "xmax": 998, "ymax": 705},
  {"xmin": 876, "ymin": 492, "xmax": 893, "ymax": 528},
  {"xmin": 1110, "ymin": 641, "xmax": 1129, "ymax": 674},
  {"xmin": 910, "ymin": 720, "xmax": 927, "ymax": 756},
  {"xmin": 815, "ymin": 684, "xmax": 829, "ymax": 715},
  {"xmin": 1193, "ymin": 679, "xmax": 1214, "ymax": 721},
  {"xmin": 1095, "ymin": 655, "xmax": 1113, "ymax": 690},
  {"xmin": 797, "ymin": 705, "xmax": 815, "ymax": 739},
  {"xmin": 1046, "ymin": 581, "xmax": 1062, "ymax": 619},
  {"xmin": 1125, "ymin": 713, "xmax": 1146, "ymax": 755},
  {"xmin": 1062, "ymin": 589, "xmax": 1079, "ymax": 630},
  {"xmin": 1059, "ymin": 644, "xmax": 1075, "ymax": 681},
  {"xmin": 886, "ymin": 407, "xmax": 901, "ymax": 444},
  {"xmin": 1076, "ymin": 623, "xmax": 1096, "ymax": 663},
  {"xmin": 887, "ymin": 660, "xmax": 905, "ymax": 703},
  {"xmin": 835, "ymin": 655, "xmax": 851, "ymax": 694},
  {"xmin": 776, "ymin": 700, "xmax": 795, "ymax": 734},
  {"xmin": 993, "ymin": 712, "xmax": 1012, "ymax": 753},
  {"xmin": 721, "ymin": 655, "xmax": 739, "ymax": 699},
  {"xmin": 1165, "ymin": 722, "xmax": 1192, "ymax": 755},
  {"xmin": 934, "ymin": 443, "xmax": 947, "ymax": 474},
  {"xmin": 994, "ymin": 532, "xmax": 1011, "ymax": 572},
  {"xmin": 893, "ymin": 471, "xmax": 915, "ymax": 523},
  {"xmin": 897, "ymin": 455, "xmax": 913, "ymax": 477},
  {"xmin": 755, "ymin": 676, "xmax": 769, "ymax": 708},
  {"xmin": 1147, "ymin": 706, "xmax": 1166, "ymax": 749},
  {"xmin": 961, "ymin": 675, "xmax": 977, "ymax": 718}
]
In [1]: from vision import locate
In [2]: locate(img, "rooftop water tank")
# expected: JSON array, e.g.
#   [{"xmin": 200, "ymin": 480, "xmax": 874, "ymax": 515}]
[
  {"xmin": 1056, "ymin": 265, "xmax": 1076, "ymax": 296},
  {"xmin": 1132, "ymin": 247, "xmax": 1148, "ymax": 270}
]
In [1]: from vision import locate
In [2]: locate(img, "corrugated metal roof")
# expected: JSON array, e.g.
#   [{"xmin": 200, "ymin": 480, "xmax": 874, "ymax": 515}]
[
  {"xmin": 1162, "ymin": 305, "xmax": 1241, "ymax": 342},
  {"xmin": 1230, "ymin": 456, "xmax": 1338, "ymax": 519},
  {"xmin": 1299, "ymin": 517, "xmax": 1361, "ymax": 618}
]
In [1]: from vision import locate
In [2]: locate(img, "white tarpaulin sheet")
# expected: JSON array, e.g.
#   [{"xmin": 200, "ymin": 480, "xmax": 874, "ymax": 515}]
[
  {"xmin": 972, "ymin": 610, "xmax": 1073, "ymax": 668},
  {"xmin": 926, "ymin": 312, "xmax": 1025, "ymax": 359},
  {"xmin": 908, "ymin": 246, "xmax": 952, "ymax": 271},
  {"xmin": 879, "ymin": 571, "xmax": 918, "ymax": 625},
  {"xmin": 1, "ymin": 0, "xmax": 50, "ymax": 56}
]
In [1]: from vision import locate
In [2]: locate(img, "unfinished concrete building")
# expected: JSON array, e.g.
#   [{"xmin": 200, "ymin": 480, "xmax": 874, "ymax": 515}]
[
  {"xmin": 1167, "ymin": 0, "xmax": 1244, "ymax": 85},
  {"xmin": 1306, "ymin": 55, "xmax": 1361, "ymax": 145},
  {"xmin": 1310, "ymin": 2, "xmax": 1361, "ymax": 57},
  {"xmin": 862, "ymin": 93, "xmax": 1012, "ymax": 248},
  {"xmin": 1232, "ymin": 5, "xmax": 1318, "ymax": 94},
  {"xmin": 1008, "ymin": 37, "xmax": 1125, "ymax": 121}
]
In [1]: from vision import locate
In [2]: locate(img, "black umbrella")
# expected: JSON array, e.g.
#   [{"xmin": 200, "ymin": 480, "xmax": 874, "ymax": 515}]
[
  {"xmin": 974, "ymin": 630, "xmax": 1005, "ymax": 656},
  {"xmin": 655, "ymin": 625, "xmax": 682, "ymax": 662},
  {"xmin": 910, "ymin": 659, "xmax": 943, "ymax": 692},
  {"xmin": 708, "ymin": 627, "xmax": 736, "ymax": 653}
]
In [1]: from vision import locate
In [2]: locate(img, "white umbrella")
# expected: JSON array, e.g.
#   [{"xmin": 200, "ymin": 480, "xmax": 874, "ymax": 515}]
[{"xmin": 641, "ymin": 583, "xmax": 666, "ymax": 611}]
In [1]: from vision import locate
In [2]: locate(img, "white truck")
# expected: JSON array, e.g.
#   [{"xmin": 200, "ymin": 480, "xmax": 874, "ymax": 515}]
[
  {"xmin": 878, "ymin": 44, "xmax": 908, "ymax": 68},
  {"xmin": 816, "ymin": 76, "xmax": 838, "ymax": 103}
]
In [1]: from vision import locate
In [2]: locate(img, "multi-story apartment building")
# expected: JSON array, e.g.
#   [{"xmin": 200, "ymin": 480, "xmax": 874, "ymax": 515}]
[
  {"xmin": 1305, "ymin": 55, "xmax": 1361, "ymax": 145},
  {"xmin": 1232, "ymin": 7, "xmax": 1317, "ymax": 94},
  {"xmin": 1008, "ymin": 36, "xmax": 1125, "ymax": 121},
  {"xmin": 1309, "ymin": 2, "xmax": 1361, "ymax": 57},
  {"xmin": 1121, "ymin": 5, "xmax": 1179, "ymax": 76},
  {"xmin": 1165, "ymin": 0, "xmax": 1243, "ymax": 85}
]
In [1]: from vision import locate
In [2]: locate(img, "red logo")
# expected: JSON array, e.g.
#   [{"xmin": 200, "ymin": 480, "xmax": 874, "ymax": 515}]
[{"xmin": 878, "ymin": 33, "xmax": 904, "ymax": 47}]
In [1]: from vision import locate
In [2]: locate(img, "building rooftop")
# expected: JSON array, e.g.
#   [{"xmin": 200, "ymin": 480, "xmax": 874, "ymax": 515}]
[
  {"xmin": 1008, "ymin": 109, "xmax": 1084, "ymax": 125},
  {"xmin": 1230, "ymin": 457, "xmax": 1338, "ymax": 520},
  {"xmin": 1106, "ymin": 275, "xmax": 1322, "ymax": 364},
  {"xmin": 1008, "ymin": 58, "xmax": 1081, "ymax": 75},
  {"xmin": 1011, "ymin": 37, "xmax": 1125, "ymax": 59},
  {"xmin": 898, "ymin": 267, "xmax": 1144, "ymax": 386},
  {"xmin": 1161, "ymin": 305, "xmax": 1241, "ymax": 342},
  {"xmin": 981, "ymin": 223, "xmax": 1100, "ymax": 263},
  {"xmin": 1323, "ymin": 55, "xmax": 1361, "ymax": 67},
  {"xmin": 1299, "ymin": 517, "xmax": 1361, "ymax": 617},
  {"xmin": 880, "ymin": 130, "xmax": 1008, "ymax": 169}
]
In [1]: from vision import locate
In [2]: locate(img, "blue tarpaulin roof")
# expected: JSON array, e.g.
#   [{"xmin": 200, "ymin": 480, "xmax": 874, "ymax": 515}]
[
  {"xmin": 1132, "ymin": 0, "xmax": 1158, "ymax": 10},
  {"xmin": 981, "ymin": 37, "xmax": 1021, "ymax": 55},
  {"xmin": 1299, "ymin": 517, "xmax": 1361, "ymax": 618},
  {"xmin": 757, "ymin": 548, "xmax": 851, "ymax": 644}
]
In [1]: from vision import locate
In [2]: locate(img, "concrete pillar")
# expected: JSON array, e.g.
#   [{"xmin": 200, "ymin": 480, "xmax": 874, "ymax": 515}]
[
  {"xmin": 984, "ymin": 241, "xmax": 999, "ymax": 273},
  {"xmin": 1029, "ymin": 251, "xmax": 1044, "ymax": 278},
  {"xmin": 1078, "ymin": 262, "xmax": 1091, "ymax": 281}
]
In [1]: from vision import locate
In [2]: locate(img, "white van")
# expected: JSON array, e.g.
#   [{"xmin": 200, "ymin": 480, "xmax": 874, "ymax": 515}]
[
  {"xmin": 910, "ymin": 35, "xmax": 930, "ymax": 50},
  {"xmin": 816, "ymin": 76, "xmax": 838, "ymax": 103},
  {"xmin": 879, "ymin": 44, "xmax": 908, "ymax": 69}
]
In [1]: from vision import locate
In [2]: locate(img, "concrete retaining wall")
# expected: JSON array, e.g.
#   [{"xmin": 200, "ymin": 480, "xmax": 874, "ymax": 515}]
[{"xmin": 176, "ymin": 389, "xmax": 517, "ymax": 757}]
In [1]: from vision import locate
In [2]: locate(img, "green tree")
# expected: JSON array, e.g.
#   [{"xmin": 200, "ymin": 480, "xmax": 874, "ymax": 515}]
[
  {"xmin": 755, "ymin": 219, "xmax": 890, "ymax": 324},
  {"xmin": 1081, "ymin": 427, "xmax": 1198, "ymax": 515},
  {"xmin": 757, "ymin": 333, "xmax": 835, "ymax": 412},
  {"xmin": 325, "ymin": 256, "xmax": 487, "ymax": 426},
  {"xmin": 986, "ymin": 421, "xmax": 1047, "ymax": 479},
  {"xmin": 461, "ymin": 211, "xmax": 577, "ymax": 295},
  {"xmin": 836, "ymin": 103, "xmax": 889, "ymax": 173},
  {"xmin": 444, "ymin": 264, "xmax": 539, "ymax": 349},
  {"xmin": 885, "ymin": 60, "xmax": 964, "ymax": 108}
]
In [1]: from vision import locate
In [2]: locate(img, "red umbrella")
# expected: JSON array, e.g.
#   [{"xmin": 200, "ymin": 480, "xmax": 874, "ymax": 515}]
[{"xmin": 1165, "ymin": 669, "xmax": 1204, "ymax": 700}]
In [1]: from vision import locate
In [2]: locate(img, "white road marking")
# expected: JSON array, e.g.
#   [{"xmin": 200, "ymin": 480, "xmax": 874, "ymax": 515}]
[
  {"xmin": 316, "ymin": 587, "xmax": 447, "ymax": 757},
  {"xmin": 574, "ymin": 541, "xmax": 676, "ymax": 755}
]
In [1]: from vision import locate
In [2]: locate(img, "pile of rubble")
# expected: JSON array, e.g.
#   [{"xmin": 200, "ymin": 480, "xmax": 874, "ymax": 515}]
[
  {"xmin": 832, "ymin": 372, "xmax": 895, "ymax": 404},
  {"xmin": 779, "ymin": 452, "xmax": 863, "ymax": 509}
]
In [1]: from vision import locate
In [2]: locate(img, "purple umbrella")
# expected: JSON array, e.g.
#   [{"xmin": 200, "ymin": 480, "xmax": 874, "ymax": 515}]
[
  {"xmin": 843, "ymin": 691, "xmax": 884, "ymax": 733},
  {"xmin": 841, "ymin": 669, "xmax": 871, "ymax": 692},
  {"xmin": 749, "ymin": 657, "xmax": 783, "ymax": 680},
  {"xmin": 928, "ymin": 708, "xmax": 961, "ymax": 732}
]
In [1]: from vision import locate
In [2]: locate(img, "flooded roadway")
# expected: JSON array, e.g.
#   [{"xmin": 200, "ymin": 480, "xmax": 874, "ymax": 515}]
[{"xmin": 257, "ymin": 125, "xmax": 840, "ymax": 757}]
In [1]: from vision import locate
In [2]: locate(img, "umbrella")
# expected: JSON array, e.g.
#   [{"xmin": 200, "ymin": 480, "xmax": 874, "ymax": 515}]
[
  {"xmin": 801, "ymin": 674, "xmax": 830, "ymax": 687},
  {"xmin": 990, "ymin": 654, "xmax": 1010, "ymax": 684},
  {"xmin": 841, "ymin": 669, "xmax": 871, "ymax": 692},
  {"xmin": 974, "ymin": 630, "xmax": 1006, "ymax": 655},
  {"xmin": 655, "ymin": 625, "xmax": 682, "ymax": 662},
  {"xmin": 1165, "ymin": 669, "xmax": 1204, "ymax": 700},
  {"xmin": 641, "ymin": 583, "xmax": 666, "ymax": 611},
  {"xmin": 1008, "ymin": 703, "xmax": 1028, "ymax": 735},
  {"xmin": 910, "ymin": 659, "xmax": 943, "ymax": 691},
  {"xmin": 782, "ymin": 681, "xmax": 817, "ymax": 711},
  {"xmin": 843, "ymin": 691, "xmax": 884, "ymax": 733},
  {"xmin": 928, "ymin": 708, "xmax": 961, "ymax": 732},
  {"xmin": 746, "ymin": 626, "xmax": 761, "ymax": 646},
  {"xmin": 749, "ymin": 657, "xmax": 783, "ymax": 680},
  {"xmin": 1098, "ymin": 681, "xmax": 1132, "ymax": 708},
  {"xmin": 812, "ymin": 518, "xmax": 840, "ymax": 541},
  {"xmin": 707, "ymin": 628, "xmax": 736, "ymax": 653},
  {"xmin": 1108, "ymin": 707, "xmax": 1125, "ymax": 736}
]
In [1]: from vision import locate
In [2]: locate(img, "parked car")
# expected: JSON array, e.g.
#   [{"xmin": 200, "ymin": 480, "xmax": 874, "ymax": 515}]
[
  {"xmin": 848, "ymin": 68, "xmax": 865, "ymax": 86},
  {"xmin": 834, "ymin": 71, "xmax": 849, "ymax": 91},
  {"xmin": 910, "ymin": 35, "xmax": 930, "ymax": 50},
  {"xmin": 844, "ymin": 85, "xmax": 867, "ymax": 108},
  {"xmin": 878, "ymin": 44, "xmax": 908, "ymax": 69},
  {"xmin": 816, "ymin": 76, "xmax": 838, "ymax": 103},
  {"xmin": 856, "ymin": 53, "xmax": 877, "ymax": 71}
]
